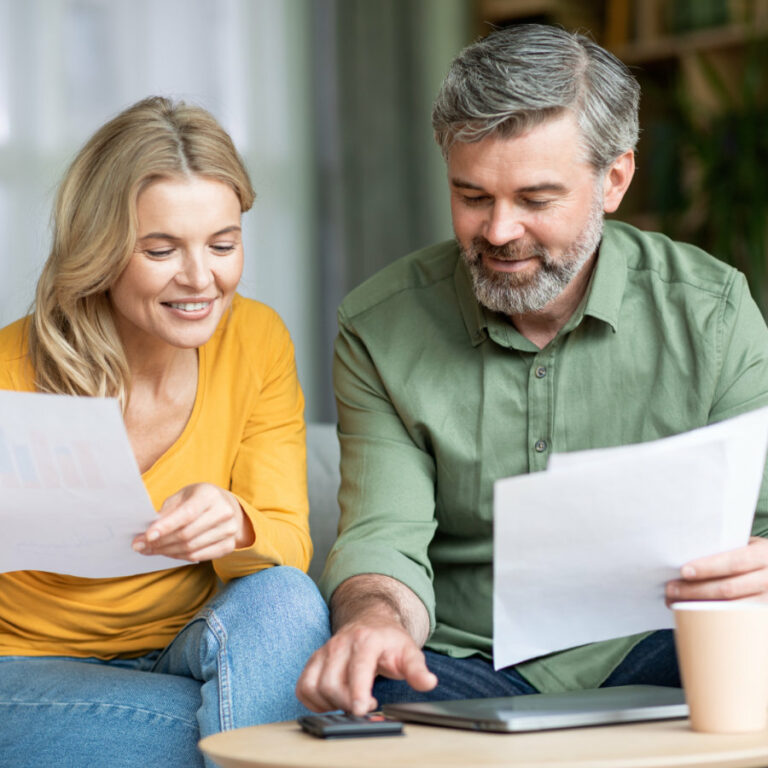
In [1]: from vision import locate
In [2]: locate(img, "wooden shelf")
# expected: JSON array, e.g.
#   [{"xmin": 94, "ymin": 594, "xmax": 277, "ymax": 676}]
[
  {"xmin": 477, "ymin": 0, "xmax": 560, "ymax": 19},
  {"xmin": 615, "ymin": 21, "xmax": 768, "ymax": 63},
  {"xmin": 475, "ymin": 0, "xmax": 604, "ymax": 36}
]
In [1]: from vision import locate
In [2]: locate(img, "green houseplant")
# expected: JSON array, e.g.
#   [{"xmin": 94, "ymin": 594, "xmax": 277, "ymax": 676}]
[{"xmin": 673, "ymin": 39, "xmax": 768, "ymax": 311}]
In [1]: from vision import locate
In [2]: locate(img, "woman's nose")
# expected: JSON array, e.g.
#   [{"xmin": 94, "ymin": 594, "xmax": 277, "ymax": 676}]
[{"xmin": 176, "ymin": 251, "xmax": 213, "ymax": 290}]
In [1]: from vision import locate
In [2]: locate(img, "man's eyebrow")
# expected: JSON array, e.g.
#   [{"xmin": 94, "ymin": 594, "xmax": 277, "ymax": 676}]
[
  {"xmin": 516, "ymin": 183, "xmax": 568, "ymax": 194},
  {"xmin": 137, "ymin": 225, "xmax": 241, "ymax": 241},
  {"xmin": 450, "ymin": 177, "xmax": 485, "ymax": 191},
  {"xmin": 450, "ymin": 178, "xmax": 568, "ymax": 195}
]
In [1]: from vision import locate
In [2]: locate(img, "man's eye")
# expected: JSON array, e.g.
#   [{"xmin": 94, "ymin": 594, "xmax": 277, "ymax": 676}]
[
  {"xmin": 463, "ymin": 195, "xmax": 490, "ymax": 206},
  {"xmin": 525, "ymin": 199, "xmax": 552, "ymax": 209}
]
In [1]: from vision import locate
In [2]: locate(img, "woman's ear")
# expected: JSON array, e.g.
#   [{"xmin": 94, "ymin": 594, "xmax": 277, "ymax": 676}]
[{"xmin": 602, "ymin": 150, "xmax": 635, "ymax": 214}]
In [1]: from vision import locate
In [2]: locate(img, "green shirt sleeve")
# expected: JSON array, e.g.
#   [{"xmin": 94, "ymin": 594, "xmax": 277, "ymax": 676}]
[{"xmin": 318, "ymin": 307, "xmax": 438, "ymax": 631}]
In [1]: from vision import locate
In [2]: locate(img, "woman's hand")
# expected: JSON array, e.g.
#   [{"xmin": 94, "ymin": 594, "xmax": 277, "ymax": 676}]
[
  {"xmin": 132, "ymin": 483, "xmax": 254, "ymax": 562},
  {"xmin": 665, "ymin": 536, "xmax": 768, "ymax": 606}
]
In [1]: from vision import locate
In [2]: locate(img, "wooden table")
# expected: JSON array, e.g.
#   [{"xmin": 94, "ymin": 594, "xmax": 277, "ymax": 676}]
[{"xmin": 199, "ymin": 718, "xmax": 768, "ymax": 768}]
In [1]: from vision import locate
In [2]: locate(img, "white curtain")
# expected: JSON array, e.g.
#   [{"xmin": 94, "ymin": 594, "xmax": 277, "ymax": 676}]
[{"xmin": 0, "ymin": 0, "xmax": 319, "ymax": 414}]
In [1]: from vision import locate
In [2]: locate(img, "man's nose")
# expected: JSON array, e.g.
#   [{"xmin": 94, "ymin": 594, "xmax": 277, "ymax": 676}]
[{"xmin": 483, "ymin": 202, "xmax": 525, "ymax": 246}]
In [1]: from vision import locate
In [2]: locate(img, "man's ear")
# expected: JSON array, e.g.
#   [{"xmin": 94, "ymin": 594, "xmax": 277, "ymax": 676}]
[{"xmin": 602, "ymin": 150, "xmax": 635, "ymax": 214}]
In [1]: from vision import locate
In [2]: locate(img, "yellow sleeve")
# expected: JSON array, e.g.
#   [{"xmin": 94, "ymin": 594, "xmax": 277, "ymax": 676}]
[
  {"xmin": 0, "ymin": 317, "xmax": 34, "ymax": 392},
  {"xmin": 212, "ymin": 310, "xmax": 312, "ymax": 580}
]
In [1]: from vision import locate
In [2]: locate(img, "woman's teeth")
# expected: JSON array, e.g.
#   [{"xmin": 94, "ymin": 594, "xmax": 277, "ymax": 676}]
[{"xmin": 167, "ymin": 301, "xmax": 209, "ymax": 311}]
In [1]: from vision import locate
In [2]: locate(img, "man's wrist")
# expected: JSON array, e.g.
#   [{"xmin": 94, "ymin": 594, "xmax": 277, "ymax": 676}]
[
  {"xmin": 329, "ymin": 573, "xmax": 427, "ymax": 643},
  {"xmin": 331, "ymin": 590, "xmax": 406, "ymax": 632}
]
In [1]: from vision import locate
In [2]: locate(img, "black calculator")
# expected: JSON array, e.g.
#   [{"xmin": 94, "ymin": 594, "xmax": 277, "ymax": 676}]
[{"xmin": 298, "ymin": 712, "xmax": 404, "ymax": 739}]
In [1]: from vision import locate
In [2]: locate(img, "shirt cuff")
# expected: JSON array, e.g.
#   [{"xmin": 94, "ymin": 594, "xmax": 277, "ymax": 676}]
[{"xmin": 318, "ymin": 541, "xmax": 436, "ymax": 633}]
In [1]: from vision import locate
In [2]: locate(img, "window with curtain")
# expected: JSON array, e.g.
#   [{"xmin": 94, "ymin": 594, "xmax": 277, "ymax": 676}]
[{"xmin": 0, "ymin": 0, "xmax": 320, "ymax": 414}]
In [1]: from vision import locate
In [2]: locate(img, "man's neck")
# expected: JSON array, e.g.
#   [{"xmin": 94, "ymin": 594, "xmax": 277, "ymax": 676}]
[{"xmin": 508, "ymin": 253, "xmax": 597, "ymax": 349}]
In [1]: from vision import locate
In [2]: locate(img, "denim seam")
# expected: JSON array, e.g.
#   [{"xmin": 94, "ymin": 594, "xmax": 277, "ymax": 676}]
[
  {"xmin": 203, "ymin": 609, "xmax": 232, "ymax": 730},
  {"xmin": 0, "ymin": 701, "xmax": 198, "ymax": 730}
]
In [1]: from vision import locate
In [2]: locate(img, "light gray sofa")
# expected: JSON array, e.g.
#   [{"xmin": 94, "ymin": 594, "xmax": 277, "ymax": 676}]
[{"xmin": 306, "ymin": 423, "xmax": 341, "ymax": 582}]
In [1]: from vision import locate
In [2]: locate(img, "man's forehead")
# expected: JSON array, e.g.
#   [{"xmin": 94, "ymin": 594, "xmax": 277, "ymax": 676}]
[
  {"xmin": 450, "ymin": 112, "xmax": 584, "ymax": 150},
  {"xmin": 446, "ymin": 117, "xmax": 592, "ymax": 187}
]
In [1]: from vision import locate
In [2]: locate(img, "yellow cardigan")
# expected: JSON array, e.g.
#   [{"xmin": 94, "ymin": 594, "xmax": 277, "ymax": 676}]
[{"xmin": 0, "ymin": 294, "xmax": 311, "ymax": 658}]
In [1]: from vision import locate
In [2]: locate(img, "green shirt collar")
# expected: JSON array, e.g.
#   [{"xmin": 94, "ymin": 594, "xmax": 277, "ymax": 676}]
[
  {"xmin": 454, "ymin": 221, "xmax": 628, "ymax": 349},
  {"xmin": 454, "ymin": 254, "xmax": 488, "ymax": 347},
  {"xmin": 582, "ymin": 221, "xmax": 627, "ymax": 334}
]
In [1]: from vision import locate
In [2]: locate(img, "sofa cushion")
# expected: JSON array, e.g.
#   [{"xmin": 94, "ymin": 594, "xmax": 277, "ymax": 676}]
[{"xmin": 306, "ymin": 423, "xmax": 341, "ymax": 582}]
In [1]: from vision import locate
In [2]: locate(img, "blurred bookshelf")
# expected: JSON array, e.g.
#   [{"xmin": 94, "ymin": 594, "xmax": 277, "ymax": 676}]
[
  {"xmin": 605, "ymin": 0, "xmax": 767, "ymax": 61},
  {"xmin": 474, "ymin": 0, "xmax": 768, "ymax": 309}
]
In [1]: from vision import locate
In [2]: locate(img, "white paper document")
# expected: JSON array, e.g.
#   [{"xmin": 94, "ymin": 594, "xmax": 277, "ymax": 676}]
[
  {"xmin": 493, "ymin": 407, "xmax": 768, "ymax": 669},
  {"xmin": 0, "ymin": 390, "xmax": 180, "ymax": 578}
]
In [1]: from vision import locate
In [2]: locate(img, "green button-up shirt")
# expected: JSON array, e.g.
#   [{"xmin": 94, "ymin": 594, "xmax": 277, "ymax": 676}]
[{"xmin": 320, "ymin": 221, "xmax": 768, "ymax": 692}]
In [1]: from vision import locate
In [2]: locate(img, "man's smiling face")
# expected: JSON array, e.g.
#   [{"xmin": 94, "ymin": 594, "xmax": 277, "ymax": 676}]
[{"xmin": 448, "ymin": 113, "xmax": 606, "ymax": 318}]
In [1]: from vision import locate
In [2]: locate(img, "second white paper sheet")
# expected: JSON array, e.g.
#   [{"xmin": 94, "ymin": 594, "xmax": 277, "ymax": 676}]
[{"xmin": 492, "ymin": 407, "xmax": 768, "ymax": 670}]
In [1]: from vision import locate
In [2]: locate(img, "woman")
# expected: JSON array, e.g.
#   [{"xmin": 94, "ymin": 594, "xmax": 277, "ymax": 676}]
[{"xmin": 0, "ymin": 97, "xmax": 330, "ymax": 768}]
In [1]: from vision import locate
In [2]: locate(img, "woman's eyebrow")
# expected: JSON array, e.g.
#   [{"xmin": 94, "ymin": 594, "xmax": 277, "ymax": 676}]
[
  {"xmin": 212, "ymin": 226, "xmax": 242, "ymax": 236},
  {"xmin": 137, "ymin": 231, "xmax": 180, "ymax": 242},
  {"xmin": 137, "ymin": 225, "xmax": 242, "ymax": 241}
]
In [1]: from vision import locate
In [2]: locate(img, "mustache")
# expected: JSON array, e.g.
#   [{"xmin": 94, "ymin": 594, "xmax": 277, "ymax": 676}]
[{"xmin": 468, "ymin": 236, "xmax": 549, "ymax": 264}]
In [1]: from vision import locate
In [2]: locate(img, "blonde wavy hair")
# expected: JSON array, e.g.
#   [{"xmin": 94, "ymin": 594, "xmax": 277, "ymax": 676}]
[{"xmin": 29, "ymin": 96, "xmax": 255, "ymax": 408}]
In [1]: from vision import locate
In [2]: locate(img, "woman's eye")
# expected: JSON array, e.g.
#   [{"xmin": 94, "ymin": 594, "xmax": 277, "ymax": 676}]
[
  {"xmin": 144, "ymin": 248, "xmax": 174, "ymax": 258},
  {"xmin": 211, "ymin": 244, "xmax": 236, "ymax": 254}
]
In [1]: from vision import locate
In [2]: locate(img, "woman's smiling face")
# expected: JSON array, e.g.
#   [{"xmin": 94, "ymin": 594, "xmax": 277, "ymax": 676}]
[{"xmin": 109, "ymin": 175, "xmax": 243, "ymax": 353}]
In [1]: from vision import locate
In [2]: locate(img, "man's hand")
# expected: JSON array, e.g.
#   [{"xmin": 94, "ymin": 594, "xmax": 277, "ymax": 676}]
[
  {"xmin": 666, "ymin": 537, "xmax": 768, "ymax": 606},
  {"xmin": 295, "ymin": 574, "xmax": 437, "ymax": 714},
  {"xmin": 131, "ymin": 482, "xmax": 254, "ymax": 562},
  {"xmin": 296, "ymin": 615, "xmax": 437, "ymax": 714}
]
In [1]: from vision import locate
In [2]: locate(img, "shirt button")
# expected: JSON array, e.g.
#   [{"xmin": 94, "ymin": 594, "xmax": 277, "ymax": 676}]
[
  {"xmin": 535, "ymin": 439, "xmax": 548, "ymax": 453},
  {"xmin": 535, "ymin": 366, "xmax": 547, "ymax": 378}
]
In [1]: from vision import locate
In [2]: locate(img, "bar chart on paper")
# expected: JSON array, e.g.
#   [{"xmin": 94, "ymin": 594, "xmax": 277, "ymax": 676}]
[
  {"xmin": 0, "ymin": 425, "xmax": 115, "ymax": 490},
  {"xmin": 0, "ymin": 390, "xmax": 179, "ymax": 577}
]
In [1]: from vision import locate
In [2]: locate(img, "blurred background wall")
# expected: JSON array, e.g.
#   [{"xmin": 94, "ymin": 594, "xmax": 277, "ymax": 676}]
[
  {"xmin": 0, "ymin": 0, "xmax": 468, "ymax": 421},
  {"xmin": 1, "ymin": 0, "xmax": 765, "ymax": 422}
]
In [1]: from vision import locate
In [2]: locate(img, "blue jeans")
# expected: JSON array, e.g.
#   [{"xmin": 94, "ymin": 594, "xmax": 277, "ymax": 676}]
[
  {"xmin": 0, "ymin": 566, "xmax": 330, "ymax": 768},
  {"xmin": 373, "ymin": 629, "xmax": 680, "ymax": 704}
]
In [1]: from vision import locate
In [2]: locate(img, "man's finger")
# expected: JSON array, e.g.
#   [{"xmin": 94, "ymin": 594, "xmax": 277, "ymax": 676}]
[
  {"xmin": 312, "ymin": 637, "xmax": 364, "ymax": 713},
  {"xmin": 399, "ymin": 645, "xmax": 438, "ymax": 691},
  {"xmin": 667, "ymin": 569, "xmax": 768, "ymax": 603},
  {"xmin": 296, "ymin": 653, "xmax": 328, "ymax": 712},
  {"xmin": 346, "ymin": 642, "xmax": 384, "ymax": 715},
  {"xmin": 302, "ymin": 649, "xmax": 360, "ymax": 713},
  {"xmin": 681, "ymin": 540, "xmax": 768, "ymax": 581}
]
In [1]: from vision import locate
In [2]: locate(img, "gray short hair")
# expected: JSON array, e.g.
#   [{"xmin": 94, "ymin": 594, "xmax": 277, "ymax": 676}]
[{"xmin": 432, "ymin": 24, "xmax": 640, "ymax": 171}]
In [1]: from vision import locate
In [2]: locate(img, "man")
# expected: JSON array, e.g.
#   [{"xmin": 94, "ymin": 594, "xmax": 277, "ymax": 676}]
[{"xmin": 297, "ymin": 24, "xmax": 768, "ymax": 715}]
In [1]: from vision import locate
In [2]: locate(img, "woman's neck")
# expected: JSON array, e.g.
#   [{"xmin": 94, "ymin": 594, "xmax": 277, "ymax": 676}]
[
  {"xmin": 122, "ymin": 336, "xmax": 197, "ymax": 395},
  {"xmin": 122, "ymin": 344, "xmax": 200, "ymax": 473}
]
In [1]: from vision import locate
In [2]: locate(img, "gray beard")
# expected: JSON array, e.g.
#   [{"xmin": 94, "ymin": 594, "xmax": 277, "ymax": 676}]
[{"xmin": 460, "ymin": 195, "xmax": 605, "ymax": 316}]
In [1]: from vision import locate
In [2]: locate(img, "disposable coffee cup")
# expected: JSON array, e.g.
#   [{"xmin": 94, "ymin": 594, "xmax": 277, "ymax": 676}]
[{"xmin": 673, "ymin": 601, "xmax": 768, "ymax": 733}]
